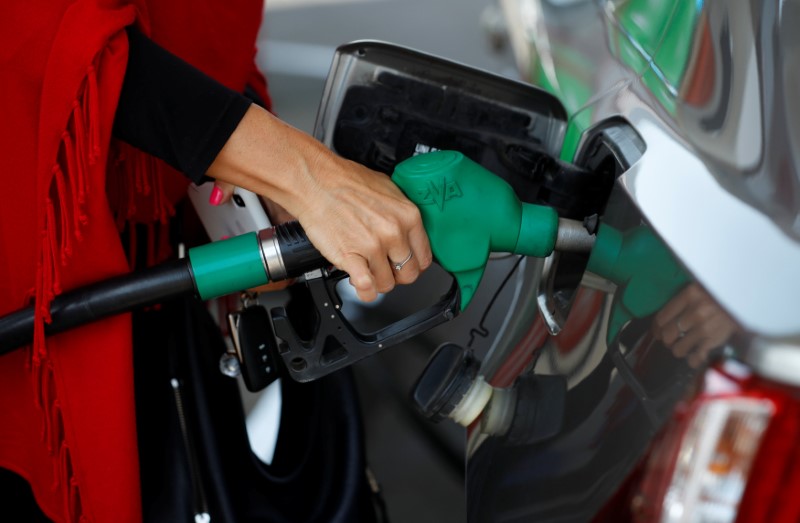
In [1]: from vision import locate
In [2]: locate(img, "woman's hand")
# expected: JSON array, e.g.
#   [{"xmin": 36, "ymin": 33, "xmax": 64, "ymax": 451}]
[
  {"xmin": 652, "ymin": 284, "xmax": 737, "ymax": 368},
  {"xmin": 206, "ymin": 104, "xmax": 433, "ymax": 302}
]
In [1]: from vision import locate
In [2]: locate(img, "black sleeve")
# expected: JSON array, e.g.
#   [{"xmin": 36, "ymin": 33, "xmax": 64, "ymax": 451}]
[{"xmin": 113, "ymin": 26, "xmax": 253, "ymax": 183}]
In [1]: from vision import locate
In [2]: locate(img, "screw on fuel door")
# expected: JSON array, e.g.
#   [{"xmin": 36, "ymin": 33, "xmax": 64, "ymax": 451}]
[{"xmin": 412, "ymin": 343, "xmax": 567, "ymax": 445}]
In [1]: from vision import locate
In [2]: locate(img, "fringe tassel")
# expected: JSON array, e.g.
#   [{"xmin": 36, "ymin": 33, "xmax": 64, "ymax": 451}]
[
  {"xmin": 62, "ymin": 132, "xmax": 88, "ymax": 236},
  {"xmin": 135, "ymin": 153, "xmax": 150, "ymax": 197},
  {"xmin": 31, "ymin": 53, "xmax": 107, "ymax": 523},
  {"xmin": 56, "ymin": 440, "xmax": 85, "ymax": 522},
  {"xmin": 22, "ymin": 288, "xmax": 36, "ymax": 372},
  {"xmin": 53, "ymin": 164, "xmax": 74, "ymax": 261},
  {"xmin": 107, "ymin": 141, "xmax": 175, "ymax": 269},
  {"xmin": 85, "ymin": 65, "xmax": 100, "ymax": 165},
  {"xmin": 146, "ymin": 222, "xmax": 156, "ymax": 267},
  {"xmin": 127, "ymin": 221, "xmax": 138, "ymax": 270},
  {"xmin": 71, "ymin": 101, "xmax": 89, "ymax": 204},
  {"xmin": 41, "ymin": 366, "xmax": 56, "ymax": 452},
  {"xmin": 30, "ymin": 45, "xmax": 179, "ymax": 522},
  {"xmin": 45, "ymin": 197, "xmax": 62, "ymax": 297},
  {"xmin": 60, "ymin": 444, "xmax": 80, "ymax": 523},
  {"xmin": 154, "ymin": 164, "xmax": 175, "ymax": 224},
  {"xmin": 51, "ymin": 401, "xmax": 65, "ymax": 481},
  {"xmin": 31, "ymin": 351, "xmax": 45, "ymax": 409},
  {"xmin": 57, "ymin": 440, "xmax": 69, "ymax": 492},
  {"xmin": 69, "ymin": 474, "xmax": 82, "ymax": 522},
  {"xmin": 157, "ymin": 220, "xmax": 172, "ymax": 262}
]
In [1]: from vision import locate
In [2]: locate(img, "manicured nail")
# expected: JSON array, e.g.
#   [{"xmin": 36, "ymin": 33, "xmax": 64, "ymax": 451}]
[{"xmin": 209, "ymin": 186, "xmax": 223, "ymax": 206}]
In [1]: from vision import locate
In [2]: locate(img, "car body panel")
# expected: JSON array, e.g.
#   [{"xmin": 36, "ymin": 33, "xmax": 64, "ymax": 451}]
[
  {"xmin": 314, "ymin": 0, "xmax": 798, "ymax": 519},
  {"xmin": 465, "ymin": 0, "xmax": 799, "ymax": 520}
]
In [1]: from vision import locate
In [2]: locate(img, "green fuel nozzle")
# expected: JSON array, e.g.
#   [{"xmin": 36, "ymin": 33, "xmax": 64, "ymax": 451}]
[
  {"xmin": 588, "ymin": 224, "xmax": 690, "ymax": 342},
  {"xmin": 192, "ymin": 151, "xmax": 566, "ymax": 310},
  {"xmin": 392, "ymin": 151, "xmax": 560, "ymax": 310}
]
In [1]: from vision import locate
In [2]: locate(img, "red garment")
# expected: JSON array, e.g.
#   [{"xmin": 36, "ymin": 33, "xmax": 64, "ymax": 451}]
[{"xmin": 0, "ymin": 1, "xmax": 268, "ymax": 521}]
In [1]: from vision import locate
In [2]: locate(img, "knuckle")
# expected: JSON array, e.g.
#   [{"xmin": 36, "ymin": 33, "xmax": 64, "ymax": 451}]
[
  {"xmin": 381, "ymin": 218, "xmax": 404, "ymax": 242},
  {"xmin": 361, "ymin": 237, "xmax": 382, "ymax": 258},
  {"xmin": 403, "ymin": 202, "xmax": 422, "ymax": 224},
  {"xmin": 686, "ymin": 285, "xmax": 703, "ymax": 300},
  {"xmin": 373, "ymin": 217, "xmax": 402, "ymax": 244},
  {"xmin": 419, "ymin": 254, "xmax": 433, "ymax": 270},
  {"xmin": 697, "ymin": 304, "xmax": 715, "ymax": 319}
]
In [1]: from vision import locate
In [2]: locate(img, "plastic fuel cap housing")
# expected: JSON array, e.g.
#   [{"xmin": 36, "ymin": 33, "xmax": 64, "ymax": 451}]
[{"xmin": 412, "ymin": 343, "xmax": 479, "ymax": 422}]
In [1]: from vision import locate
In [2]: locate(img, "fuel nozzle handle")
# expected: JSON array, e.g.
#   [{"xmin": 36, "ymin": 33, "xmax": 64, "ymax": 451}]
[
  {"xmin": 195, "ymin": 150, "xmax": 570, "ymax": 307},
  {"xmin": 392, "ymin": 151, "xmax": 560, "ymax": 310}
]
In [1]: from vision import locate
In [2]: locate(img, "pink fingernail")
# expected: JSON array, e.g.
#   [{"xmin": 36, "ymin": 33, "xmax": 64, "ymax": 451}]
[{"xmin": 209, "ymin": 186, "xmax": 223, "ymax": 206}]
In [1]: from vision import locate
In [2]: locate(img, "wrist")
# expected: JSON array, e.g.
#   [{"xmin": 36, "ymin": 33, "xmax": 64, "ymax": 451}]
[{"xmin": 206, "ymin": 104, "xmax": 325, "ymax": 217}]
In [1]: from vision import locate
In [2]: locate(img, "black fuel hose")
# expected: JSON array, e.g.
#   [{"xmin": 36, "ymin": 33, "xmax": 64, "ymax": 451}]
[
  {"xmin": 0, "ymin": 259, "xmax": 195, "ymax": 355},
  {"xmin": 0, "ymin": 221, "xmax": 326, "ymax": 356}
]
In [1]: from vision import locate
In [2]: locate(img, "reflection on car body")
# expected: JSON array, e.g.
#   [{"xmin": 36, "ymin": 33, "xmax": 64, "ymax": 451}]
[
  {"xmin": 312, "ymin": 0, "xmax": 798, "ymax": 519},
  {"xmin": 463, "ymin": 0, "xmax": 800, "ymax": 521}
]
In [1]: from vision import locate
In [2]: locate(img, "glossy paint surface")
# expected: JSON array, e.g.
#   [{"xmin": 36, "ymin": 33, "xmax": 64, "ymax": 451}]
[{"xmin": 467, "ymin": 0, "xmax": 799, "ymax": 520}]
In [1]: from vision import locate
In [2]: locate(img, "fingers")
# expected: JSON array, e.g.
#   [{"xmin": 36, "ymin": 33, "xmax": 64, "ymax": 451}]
[
  {"xmin": 209, "ymin": 181, "xmax": 235, "ymax": 206},
  {"xmin": 328, "ymin": 191, "xmax": 430, "ymax": 299},
  {"xmin": 386, "ymin": 204, "xmax": 431, "ymax": 286},
  {"xmin": 361, "ymin": 221, "xmax": 421, "ymax": 295},
  {"xmin": 654, "ymin": 285, "xmax": 710, "ymax": 345},
  {"xmin": 673, "ymin": 313, "xmax": 732, "ymax": 367},
  {"xmin": 653, "ymin": 284, "xmax": 738, "ymax": 368},
  {"xmin": 341, "ymin": 254, "xmax": 377, "ymax": 302},
  {"xmin": 407, "ymin": 208, "xmax": 433, "ymax": 271},
  {"xmin": 653, "ymin": 284, "xmax": 695, "ymax": 330},
  {"xmin": 324, "ymin": 227, "xmax": 429, "ymax": 301},
  {"xmin": 388, "ymin": 250, "xmax": 417, "ymax": 286}
]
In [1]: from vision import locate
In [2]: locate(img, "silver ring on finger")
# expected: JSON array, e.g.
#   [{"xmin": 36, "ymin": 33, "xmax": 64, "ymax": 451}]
[
  {"xmin": 677, "ymin": 318, "xmax": 688, "ymax": 338},
  {"xmin": 392, "ymin": 251, "xmax": 413, "ymax": 271}
]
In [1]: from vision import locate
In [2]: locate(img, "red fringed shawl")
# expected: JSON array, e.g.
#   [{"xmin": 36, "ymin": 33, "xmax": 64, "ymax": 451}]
[{"xmin": 0, "ymin": 1, "xmax": 268, "ymax": 521}]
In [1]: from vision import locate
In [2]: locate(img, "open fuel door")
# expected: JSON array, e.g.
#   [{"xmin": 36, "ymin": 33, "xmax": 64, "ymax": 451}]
[
  {"xmin": 313, "ymin": 41, "xmax": 582, "ymax": 211},
  {"xmin": 313, "ymin": 41, "xmax": 615, "ymax": 336}
]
